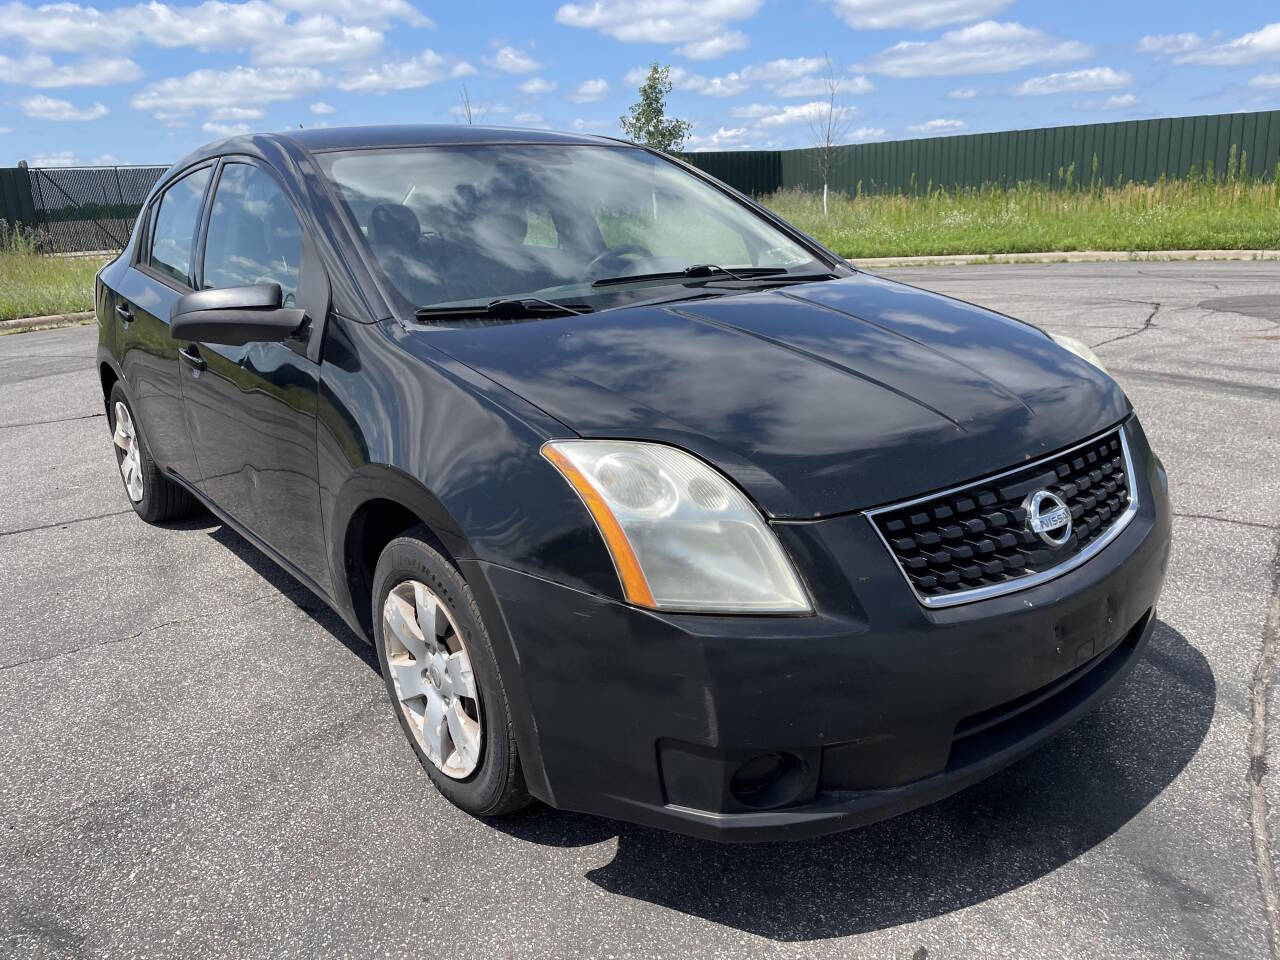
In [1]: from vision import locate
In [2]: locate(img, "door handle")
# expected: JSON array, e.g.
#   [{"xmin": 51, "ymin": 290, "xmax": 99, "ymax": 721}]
[
  {"xmin": 115, "ymin": 303, "xmax": 133, "ymax": 324},
  {"xmin": 178, "ymin": 345, "xmax": 206, "ymax": 372}
]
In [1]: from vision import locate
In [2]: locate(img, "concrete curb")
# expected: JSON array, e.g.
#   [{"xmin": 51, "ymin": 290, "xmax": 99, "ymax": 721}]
[
  {"xmin": 0, "ymin": 311, "xmax": 95, "ymax": 335},
  {"xmin": 850, "ymin": 249, "xmax": 1280, "ymax": 268}
]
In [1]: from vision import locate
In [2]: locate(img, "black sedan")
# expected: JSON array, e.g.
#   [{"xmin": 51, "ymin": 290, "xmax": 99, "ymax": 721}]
[{"xmin": 95, "ymin": 125, "xmax": 1171, "ymax": 841}]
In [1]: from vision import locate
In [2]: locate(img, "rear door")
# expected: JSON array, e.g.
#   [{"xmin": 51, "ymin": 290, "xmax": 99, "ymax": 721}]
[
  {"xmin": 177, "ymin": 157, "xmax": 331, "ymax": 592},
  {"xmin": 109, "ymin": 164, "xmax": 212, "ymax": 484}
]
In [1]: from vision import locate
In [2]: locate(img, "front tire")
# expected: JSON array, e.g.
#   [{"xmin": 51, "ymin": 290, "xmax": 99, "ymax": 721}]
[
  {"xmin": 108, "ymin": 382, "xmax": 195, "ymax": 524},
  {"xmin": 372, "ymin": 527, "xmax": 529, "ymax": 817}
]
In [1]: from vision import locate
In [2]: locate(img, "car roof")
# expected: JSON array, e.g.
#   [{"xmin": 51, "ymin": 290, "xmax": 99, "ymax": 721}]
[
  {"xmin": 160, "ymin": 124, "xmax": 641, "ymax": 190},
  {"xmin": 277, "ymin": 124, "xmax": 628, "ymax": 152}
]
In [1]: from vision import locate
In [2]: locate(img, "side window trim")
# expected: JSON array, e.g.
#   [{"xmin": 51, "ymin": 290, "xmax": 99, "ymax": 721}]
[
  {"xmin": 134, "ymin": 160, "xmax": 216, "ymax": 292},
  {"xmin": 195, "ymin": 154, "xmax": 307, "ymax": 292}
]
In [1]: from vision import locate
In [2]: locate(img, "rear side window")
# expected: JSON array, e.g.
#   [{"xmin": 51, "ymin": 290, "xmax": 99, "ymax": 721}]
[
  {"xmin": 148, "ymin": 167, "xmax": 211, "ymax": 285},
  {"xmin": 201, "ymin": 162, "xmax": 303, "ymax": 305}
]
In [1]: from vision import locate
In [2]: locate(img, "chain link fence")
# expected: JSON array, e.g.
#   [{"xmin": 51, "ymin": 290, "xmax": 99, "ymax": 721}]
[{"xmin": 1, "ymin": 164, "xmax": 167, "ymax": 254}]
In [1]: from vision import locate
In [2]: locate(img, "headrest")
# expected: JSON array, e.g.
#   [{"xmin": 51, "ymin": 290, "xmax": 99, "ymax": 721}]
[{"xmin": 368, "ymin": 203, "xmax": 421, "ymax": 250}]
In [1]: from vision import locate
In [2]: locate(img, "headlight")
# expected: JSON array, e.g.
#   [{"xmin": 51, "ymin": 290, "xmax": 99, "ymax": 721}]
[
  {"xmin": 541, "ymin": 440, "xmax": 812, "ymax": 614},
  {"xmin": 1048, "ymin": 332, "xmax": 1107, "ymax": 373}
]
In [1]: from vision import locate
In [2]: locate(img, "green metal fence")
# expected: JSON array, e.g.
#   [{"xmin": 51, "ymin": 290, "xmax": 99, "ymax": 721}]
[
  {"xmin": 685, "ymin": 109, "xmax": 1280, "ymax": 197},
  {"xmin": 0, "ymin": 163, "xmax": 167, "ymax": 253}
]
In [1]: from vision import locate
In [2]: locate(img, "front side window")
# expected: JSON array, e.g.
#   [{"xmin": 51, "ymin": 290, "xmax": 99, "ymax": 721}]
[
  {"xmin": 148, "ymin": 166, "xmax": 211, "ymax": 285},
  {"xmin": 202, "ymin": 162, "xmax": 303, "ymax": 305},
  {"xmin": 316, "ymin": 144, "xmax": 823, "ymax": 311}
]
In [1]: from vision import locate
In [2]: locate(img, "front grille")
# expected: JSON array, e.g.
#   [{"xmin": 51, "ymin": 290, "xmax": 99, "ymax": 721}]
[{"xmin": 868, "ymin": 426, "xmax": 1136, "ymax": 607}]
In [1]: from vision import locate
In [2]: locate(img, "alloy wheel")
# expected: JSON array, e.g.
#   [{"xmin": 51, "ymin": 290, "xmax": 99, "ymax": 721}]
[
  {"xmin": 112, "ymin": 401, "xmax": 143, "ymax": 502},
  {"xmin": 382, "ymin": 579, "xmax": 483, "ymax": 779}
]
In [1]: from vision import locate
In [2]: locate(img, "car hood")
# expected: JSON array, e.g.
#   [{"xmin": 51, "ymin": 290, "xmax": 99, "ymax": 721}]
[{"xmin": 426, "ymin": 273, "xmax": 1130, "ymax": 518}]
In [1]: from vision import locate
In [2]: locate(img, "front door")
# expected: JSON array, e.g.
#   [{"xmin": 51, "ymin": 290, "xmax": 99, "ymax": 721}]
[
  {"xmin": 114, "ymin": 164, "xmax": 212, "ymax": 485},
  {"xmin": 177, "ymin": 158, "xmax": 331, "ymax": 593}
]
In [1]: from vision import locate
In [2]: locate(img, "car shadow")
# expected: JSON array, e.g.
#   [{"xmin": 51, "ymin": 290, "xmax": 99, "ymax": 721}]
[
  {"xmin": 175, "ymin": 511, "xmax": 379, "ymax": 673},
  {"xmin": 493, "ymin": 620, "xmax": 1213, "ymax": 941}
]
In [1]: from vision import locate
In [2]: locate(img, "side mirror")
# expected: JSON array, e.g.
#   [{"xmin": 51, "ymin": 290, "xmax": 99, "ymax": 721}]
[{"xmin": 170, "ymin": 283, "xmax": 305, "ymax": 346}]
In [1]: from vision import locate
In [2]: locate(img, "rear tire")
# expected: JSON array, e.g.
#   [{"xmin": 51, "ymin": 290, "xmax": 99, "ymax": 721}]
[
  {"xmin": 108, "ymin": 382, "xmax": 195, "ymax": 523},
  {"xmin": 372, "ymin": 526, "xmax": 530, "ymax": 817}
]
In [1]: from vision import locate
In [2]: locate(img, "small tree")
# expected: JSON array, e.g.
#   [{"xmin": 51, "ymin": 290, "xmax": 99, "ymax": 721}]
[
  {"xmin": 806, "ymin": 55, "xmax": 853, "ymax": 216},
  {"xmin": 458, "ymin": 83, "xmax": 473, "ymax": 125},
  {"xmin": 620, "ymin": 63, "xmax": 692, "ymax": 154}
]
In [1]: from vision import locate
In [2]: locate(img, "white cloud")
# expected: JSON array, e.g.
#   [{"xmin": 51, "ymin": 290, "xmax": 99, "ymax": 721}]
[
  {"xmin": 488, "ymin": 45, "xmax": 540, "ymax": 75},
  {"xmin": 447, "ymin": 101, "xmax": 511, "ymax": 119},
  {"xmin": 1135, "ymin": 33, "xmax": 1202, "ymax": 56},
  {"xmin": 29, "ymin": 150, "xmax": 79, "ymax": 165},
  {"xmin": 1176, "ymin": 22, "xmax": 1280, "ymax": 66},
  {"xmin": 201, "ymin": 120, "xmax": 251, "ymax": 137},
  {"xmin": 757, "ymin": 101, "xmax": 858, "ymax": 127},
  {"xmin": 622, "ymin": 57, "xmax": 870, "ymax": 101},
  {"xmin": 908, "ymin": 117, "xmax": 966, "ymax": 133},
  {"xmin": 338, "ymin": 50, "xmax": 472, "ymax": 93},
  {"xmin": 1250, "ymin": 73, "xmax": 1280, "ymax": 88},
  {"xmin": 624, "ymin": 65, "xmax": 748, "ymax": 97},
  {"xmin": 274, "ymin": 0, "xmax": 432, "ymax": 27},
  {"xmin": 828, "ymin": 0, "xmax": 1013, "ymax": 30},
  {"xmin": 0, "ymin": 0, "xmax": 425, "ymax": 54},
  {"xmin": 1074, "ymin": 93, "xmax": 1139, "ymax": 111},
  {"xmin": 687, "ymin": 125, "xmax": 749, "ymax": 150},
  {"xmin": 0, "ymin": 127, "xmax": 11, "ymax": 134},
  {"xmin": 1013, "ymin": 66, "xmax": 1130, "ymax": 96},
  {"xmin": 851, "ymin": 126, "xmax": 887, "ymax": 141},
  {"xmin": 0, "ymin": 54, "xmax": 141, "ymax": 87},
  {"xmin": 949, "ymin": 87, "xmax": 977, "ymax": 99},
  {"xmin": 519, "ymin": 76, "xmax": 556, "ymax": 94},
  {"xmin": 556, "ymin": 0, "xmax": 761, "ymax": 59},
  {"xmin": 0, "ymin": 3, "xmax": 139, "ymax": 51},
  {"xmin": 128, "ymin": 1, "xmax": 284, "ymax": 52},
  {"xmin": 210, "ymin": 106, "xmax": 263, "ymax": 120},
  {"xmin": 21, "ymin": 95, "xmax": 108, "ymax": 121},
  {"xmin": 566, "ymin": 78, "xmax": 609, "ymax": 103},
  {"xmin": 309, "ymin": 101, "xmax": 336, "ymax": 114},
  {"xmin": 132, "ymin": 65, "xmax": 325, "ymax": 114},
  {"xmin": 730, "ymin": 103, "xmax": 779, "ymax": 119},
  {"xmin": 774, "ymin": 72, "xmax": 873, "ymax": 98},
  {"xmin": 256, "ymin": 17, "xmax": 382, "ymax": 65},
  {"xmin": 513, "ymin": 112, "xmax": 545, "ymax": 125},
  {"xmin": 856, "ymin": 21, "xmax": 1090, "ymax": 77},
  {"xmin": 675, "ymin": 31, "xmax": 749, "ymax": 60}
]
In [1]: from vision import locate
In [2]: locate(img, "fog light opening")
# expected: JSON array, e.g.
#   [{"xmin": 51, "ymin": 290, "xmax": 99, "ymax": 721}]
[{"xmin": 730, "ymin": 752, "xmax": 806, "ymax": 809}]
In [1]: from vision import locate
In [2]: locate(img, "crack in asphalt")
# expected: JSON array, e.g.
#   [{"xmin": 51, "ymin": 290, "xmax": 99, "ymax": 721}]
[
  {"xmin": 0, "ymin": 509, "xmax": 132, "ymax": 539},
  {"xmin": 0, "ymin": 588, "xmax": 313, "ymax": 673},
  {"xmin": 1092, "ymin": 301, "xmax": 1160, "ymax": 348},
  {"xmin": 0, "ymin": 412, "xmax": 104, "ymax": 430},
  {"xmin": 1174, "ymin": 513, "xmax": 1280, "ymax": 531},
  {"xmin": 1250, "ymin": 534, "xmax": 1280, "ymax": 960}
]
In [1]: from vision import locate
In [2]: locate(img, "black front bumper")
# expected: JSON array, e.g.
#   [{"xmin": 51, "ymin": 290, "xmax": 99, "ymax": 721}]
[{"xmin": 466, "ymin": 419, "xmax": 1172, "ymax": 842}]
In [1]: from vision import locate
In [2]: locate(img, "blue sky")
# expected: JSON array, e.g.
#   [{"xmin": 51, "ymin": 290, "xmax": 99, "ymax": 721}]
[{"xmin": 2, "ymin": 0, "xmax": 1279, "ymax": 166}]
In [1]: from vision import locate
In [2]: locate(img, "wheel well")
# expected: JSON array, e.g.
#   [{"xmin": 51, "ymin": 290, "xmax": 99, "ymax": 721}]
[
  {"xmin": 99, "ymin": 362, "xmax": 118, "ymax": 414},
  {"xmin": 343, "ymin": 499, "xmax": 456, "ymax": 638}
]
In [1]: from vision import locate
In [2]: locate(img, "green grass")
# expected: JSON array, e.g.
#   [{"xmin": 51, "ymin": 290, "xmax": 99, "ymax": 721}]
[
  {"xmin": 0, "ymin": 225, "xmax": 105, "ymax": 321},
  {"xmin": 761, "ymin": 169, "xmax": 1280, "ymax": 259}
]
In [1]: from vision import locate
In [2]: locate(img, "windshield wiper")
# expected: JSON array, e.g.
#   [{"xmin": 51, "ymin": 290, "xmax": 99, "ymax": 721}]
[
  {"xmin": 591, "ymin": 264, "xmax": 789, "ymax": 288},
  {"xmin": 415, "ymin": 296, "xmax": 594, "ymax": 321}
]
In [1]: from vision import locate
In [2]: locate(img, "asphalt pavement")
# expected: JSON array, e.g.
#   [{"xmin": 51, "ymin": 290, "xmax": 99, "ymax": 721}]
[{"xmin": 1, "ymin": 260, "xmax": 1278, "ymax": 959}]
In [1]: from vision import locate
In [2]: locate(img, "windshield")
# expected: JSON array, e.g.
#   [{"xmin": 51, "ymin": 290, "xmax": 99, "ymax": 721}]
[{"xmin": 315, "ymin": 143, "xmax": 827, "ymax": 313}]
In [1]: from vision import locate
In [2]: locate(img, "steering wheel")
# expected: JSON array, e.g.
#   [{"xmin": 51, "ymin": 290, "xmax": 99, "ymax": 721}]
[{"xmin": 586, "ymin": 243, "xmax": 653, "ymax": 276}]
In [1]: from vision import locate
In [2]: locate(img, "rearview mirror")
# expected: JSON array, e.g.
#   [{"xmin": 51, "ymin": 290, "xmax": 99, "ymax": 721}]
[{"xmin": 170, "ymin": 283, "xmax": 305, "ymax": 346}]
